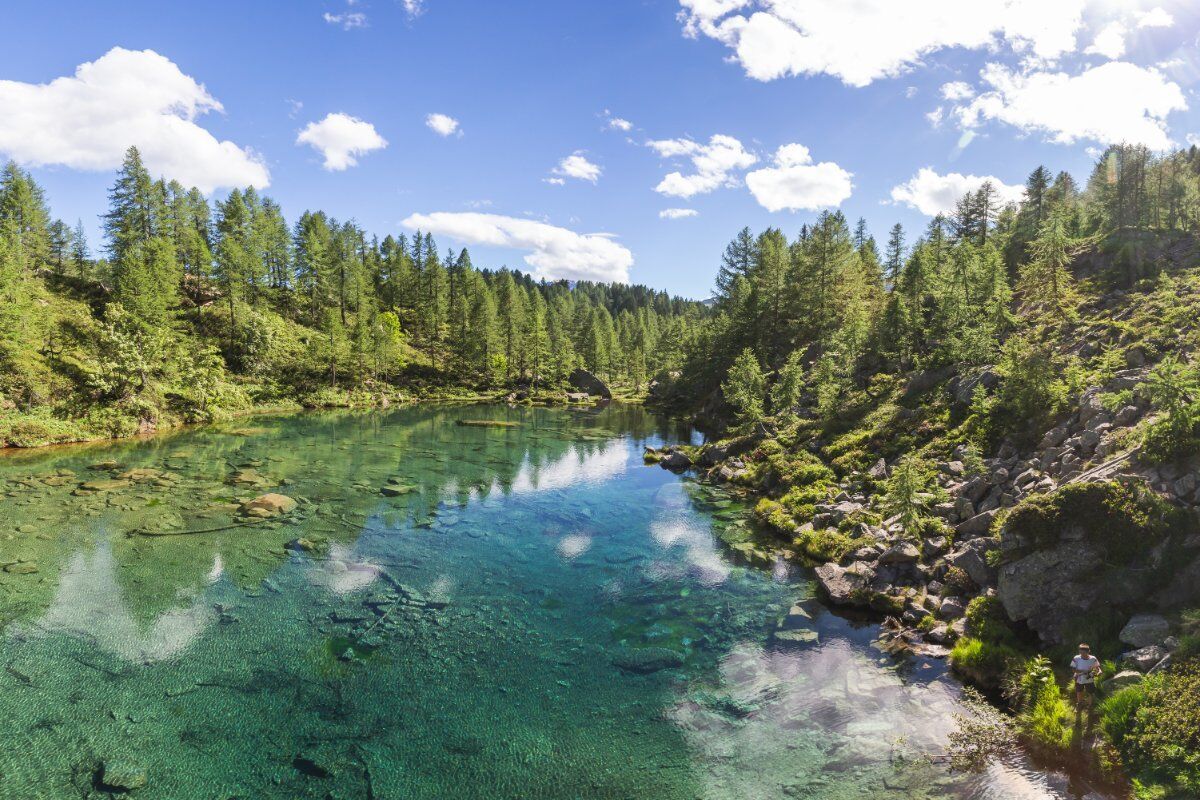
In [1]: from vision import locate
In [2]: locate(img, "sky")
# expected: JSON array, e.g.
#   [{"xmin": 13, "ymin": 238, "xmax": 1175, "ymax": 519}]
[{"xmin": 1, "ymin": 0, "xmax": 1198, "ymax": 299}]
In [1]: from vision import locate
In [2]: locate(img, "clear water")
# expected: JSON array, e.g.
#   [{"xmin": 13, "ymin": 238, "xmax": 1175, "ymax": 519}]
[{"xmin": 0, "ymin": 404, "xmax": 1111, "ymax": 799}]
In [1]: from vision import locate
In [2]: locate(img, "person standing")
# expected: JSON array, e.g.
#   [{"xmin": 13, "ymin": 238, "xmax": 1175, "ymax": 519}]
[{"xmin": 1070, "ymin": 643, "xmax": 1102, "ymax": 713}]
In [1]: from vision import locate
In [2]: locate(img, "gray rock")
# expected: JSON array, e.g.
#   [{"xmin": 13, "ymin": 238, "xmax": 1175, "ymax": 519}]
[
  {"xmin": 1119, "ymin": 614, "xmax": 1171, "ymax": 648},
  {"xmin": 1113, "ymin": 405, "xmax": 1143, "ymax": 427},
  {"xmin": 612, "ymin": 647, "xmax": 685, "ymax": 674},
  {"xmin": 867, "ymin": 458, "xmax": 888, "ymax": 479},
  {"xmin": 814, "ymin": 562, "xmax": 873, "ymax": 606},
  {"xmin": 947, "ymin": 537, "xmax": 997, "ymax": 587},
  {"xmin": 878, "ymin": 542, "xmax": 920, "ymax": 565},
  {"xmin": 1040, "ymin": 426, "xmax": 1069, "ymax": 449},
  {"xmin": 1120, "ymin": 645, "xmax": 1168, "ymax": 672},
  {"xmin": 954, "ymin": 508, "xmax": 999, "ymax": 540},
  {"xmin": 939, "ymin": 596, "xmax": 966, "ymax": 619},
  {"xmin": 568, "ymin": 368, "xmax": 612, "ymax": 399},
  {"xmin": 659, "ymin": 451, "xmax": 692, "ymax": 471},
  {"xmin": 1102, "ymin": 671, "xmax": 1144, "ymax": 693}
]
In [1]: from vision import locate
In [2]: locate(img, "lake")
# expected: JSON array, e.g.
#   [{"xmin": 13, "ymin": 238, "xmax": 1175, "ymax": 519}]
[{"xmin": 0, "ymin": 404, "xmax": 1109, "ymax": 798}]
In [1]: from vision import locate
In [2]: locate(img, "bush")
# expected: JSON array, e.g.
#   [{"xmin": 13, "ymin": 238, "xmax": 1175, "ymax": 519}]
[
  {"xmin": 1099, "ymin": 681, "xmax": 1152, "ymax": 749},
  {"xmin": 951, "ymin": 636, "xmax": 1022, "ymax": 687},
  {"xmin": 1123, "ymin": 658, "xmax": 1200, "ymax": 793},
  {"xmin": 1010, "ymin": 655, "xmax": 1077, "ymax": 755},
  {"xmin": 964, "ymin": 595, "xmax": 1018, "ymax": 646}
]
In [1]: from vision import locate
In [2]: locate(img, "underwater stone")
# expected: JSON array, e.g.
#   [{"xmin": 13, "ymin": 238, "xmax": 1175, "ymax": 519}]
[
  {"xmin": 611, "ymin": 647, "xmax": 686, "ymax": 674},
  {"xmin": 239, "ymin": 493, "xmax": 297, "ymax": 517},
  {"xmin": 100, "ymin": 759, "xmax": 148, "ymax": 791}
]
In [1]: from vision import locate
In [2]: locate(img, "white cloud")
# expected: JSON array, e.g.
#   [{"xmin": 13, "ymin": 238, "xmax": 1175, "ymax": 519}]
[
  {"xmin": 926, "ymin": 106, "xmax": 946, "ymax": 127},
  {"xmin": 296, "ymin": 112, "xmax": 387, "ymax": 170},
  {"xmin": 552, "ymin": 152, "xmax": 602, "ymax": 183},
  {"xmin": 953, "ymin": 61, "xmax": 1186, "ymax": 149},
  {"xmin": 745, "ymin": 143, "xmax": 852, "ymax": 212},
  {"xmin": 0, "ymin": 47, "xmax": 268, "ymax": 192},
  {"xmin": 323, "ymin": 11, "xmax": 368, "ymax": 29},
  {"xmin": 543, "ymin": 177, "xmax": 566, "ymax": 186},
  {"xmin": 402, "ymin": 0, "xmax": 425, "ymax": 18},
  {"xmin": 660, "ymin": 208, "xmax": 699, "ymax": 219},
  {"xmin": 647, "ymin": 134, "xmax": 757, "ymax": 198},
  {"xmin": 1137, "ymin": 7, "xmax": 1173, "ymax": 28},
  {"xmin": 608, "ymin": 117, "xmax": 633, "ymax": 131},
  {"xmin": 1085, "ymin": 21, "xmax": 1126, "ymax": 59},
  {"xmin": 890, "ymin": 167, "xmax": 1024, "ymax": 217},
  {"xmin": 401, "ymin": 212, "xmax": 633, "ymax": 283},
  {"xmin": 676, "ymin": 0, "xmax": 1088, "ymax": 87},
  {"xmin": 940, "ymin": 81, "xmax": 974, "ymax": 101},
  {"xmin": 425, "ymin": 113, "xmax": 461, "ymax": 137}
]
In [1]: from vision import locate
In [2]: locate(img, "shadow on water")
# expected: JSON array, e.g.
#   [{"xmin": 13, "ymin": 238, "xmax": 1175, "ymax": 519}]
[{"xmin": 0, "ymin": 404, "xmax": 1119, "ymax": 799}]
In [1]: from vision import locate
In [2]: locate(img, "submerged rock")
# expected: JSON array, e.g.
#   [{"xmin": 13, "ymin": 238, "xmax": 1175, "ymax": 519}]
[
  {"xmin": 611, "ymin": 647, "xmax": 686, "ymax": 674},
  {"xmin": 239, "ymin": 493, "xmax": 297, "ymax": 518},
  {"xmin": 100, "ymin": 759, "xmax": 148, "ymax": 791}
]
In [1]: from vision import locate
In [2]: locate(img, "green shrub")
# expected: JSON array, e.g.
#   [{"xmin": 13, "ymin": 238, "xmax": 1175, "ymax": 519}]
[
  {"xmin": 1123, "ymin": 658, "xmax": 1200, "ymax": 794},
  {"xmin": 1009, "ymin": 656, "xmax": 1077, "ymax": 755},
  {"xmin": 754, "ymin": 498, "xmax": 797, "ymax": 535},
  {"xmin": 1099, "ymin": 681, "xmax": 1151, "ymax": 749},
  {"xmin": 794, "ymin": 526, "xmax": 866, "ymax": 563},
  {"xmin": 951, "ymin": 636, "xmax": 1022, "ymax": 687},
  {"xmin": 964, "ymin": 596, "xmax": 1018, "ymax": 646}
]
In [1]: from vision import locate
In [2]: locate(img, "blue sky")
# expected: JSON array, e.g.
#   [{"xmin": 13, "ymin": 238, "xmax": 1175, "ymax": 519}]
[{"xmin": 1, "ymin": 0, "xmax": 1197, "ymax": 298}]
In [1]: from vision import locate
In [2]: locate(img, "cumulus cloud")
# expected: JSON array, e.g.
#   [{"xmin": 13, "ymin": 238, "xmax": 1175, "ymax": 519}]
[
  {"xmin": 676, "ymin": 0, "xmax": 1088, "ymax": 86},
  {"xmin": 552, "ymin": 152, "xmax": 602, "ymax": 183},
  {"xmin": 660, "ymin": 208, "xmax": 699, "ymax": 219},
  {"xmin": 323, "ymin": 11, "xmax": 368, "ymax": 29},
  {"xmin": 1137, "ymin": 7, "xmax": 1173, "ymax": 28},
  {"xmin": 402, "ymin": 0, "xmax": 425, "ymax": 18},
  {"xmin": 401, "ymin": 212, "xmax": 633, "ymax": 283},
  {"xmin": 647, "ymin": 134, "xmax": 757, "ymax": 198},
  {"xmin": 890, "ymin": 167, "xmax": 1024, "ymax": 216},
  {"xmin": 745, "ymin": 143, "xmax": 852, "ymax": 212},
  {"xmin": 953, "ymin": 61, "xmax": 1186, "ymax": 149},
  {"xmin": 0, "ymin": 47, "xmax": 268, "ymax": 192},
  {"xmin": 296, "ymin": 112, "xmax": 387, "ymax": 170},
  {"xmin": 1085, "ymin": 21, "xmax": 1127, "ymax": 58},
  {"xmin": 425, "ymin": 113, "xmax": 460, "ymax": 137},
  {"xmin": 940, "ymin": 81, "xmax": 974, "ymax": 101},
  {"xmin": 608, "ymin": 117, "xmax": 633, "ymax": 131}
]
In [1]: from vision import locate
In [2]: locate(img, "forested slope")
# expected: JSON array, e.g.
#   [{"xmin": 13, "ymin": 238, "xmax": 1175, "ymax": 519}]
[
  {"xmin": 647, "ymin": 144, "xmax": 1200, "ymax": 797},
  {"xmin": 0, "ymin": 148, "xmax": 704, "ymax": 447}
]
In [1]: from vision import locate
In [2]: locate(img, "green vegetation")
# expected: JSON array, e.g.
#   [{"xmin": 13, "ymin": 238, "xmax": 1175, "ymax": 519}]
[{"xmin": 0, "ymin": 149, "xmax": 704, "ymax": 447}]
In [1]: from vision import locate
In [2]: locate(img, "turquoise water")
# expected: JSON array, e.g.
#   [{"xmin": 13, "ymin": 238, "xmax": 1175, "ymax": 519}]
[{"xmin": 0, "ymin": 404, "xmax": 1106, "ymax": 798}]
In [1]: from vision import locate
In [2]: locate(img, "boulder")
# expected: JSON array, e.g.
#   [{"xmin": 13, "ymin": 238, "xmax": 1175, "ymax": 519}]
[
  {"xmin": 239, "ymin": 493, "xmax": 297, "ymax": 518},
  {"xmin": 1102, "ymin": 671, "xmax": 1144, "ymax": 693},
  {"xmin": 814, "ymin": 562, "xmax": 873, "ymax": 606},
  {"xmin": 947, "ymin": 538, "xmax": 997, "ymax": 588},
  {"xmin": 955, "ymin": 508, "xmax": 999, "ymax": 540},
  {"xmin": 939, "ymin": 597, "xmax": 966, "ymax": 620},
  {"xmin": 1120, "ymin": 645, "xmax": 1168, "ymax": 673},
  {"xmin": 568, "ymin": 368, "xmax": 612, "ymax": 399},
  {"xmin": 659, "ymin": 451, "xmax": 692, "ymax": 471},
  {"xmin": 565, "ymin": 392, "xmax": 590, "ymax": 402},
  {"xmin": 1119, "ymin": 614, "xmax": 1171, "ymax": 648},
  {"xmin": 878, "ymin": 542, "xmax": 920, "ymax": 565}
]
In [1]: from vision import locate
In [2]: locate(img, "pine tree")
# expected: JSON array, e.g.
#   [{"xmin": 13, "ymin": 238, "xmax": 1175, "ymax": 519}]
[{"xmin": 70, "ymin": 219, "xmax": 90, "ymax": 280}]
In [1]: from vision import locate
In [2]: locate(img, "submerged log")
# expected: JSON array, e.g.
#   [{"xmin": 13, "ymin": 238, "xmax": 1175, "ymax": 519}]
[{"xmin": 455, "ymin": 420, "xmax": 521, "ymax": 428}]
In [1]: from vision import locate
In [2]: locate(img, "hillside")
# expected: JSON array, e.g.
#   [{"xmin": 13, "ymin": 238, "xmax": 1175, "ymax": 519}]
[
  {"xmin": 646, "ymin": 145, "xmax": 1200, "ymax": 798},
  {"xmin": 0, "ymin": 151, "xmax": 705, "ymax": 448}
]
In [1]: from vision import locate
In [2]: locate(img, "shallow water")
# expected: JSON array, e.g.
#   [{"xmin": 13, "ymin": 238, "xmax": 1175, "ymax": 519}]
[{"xmin": 0, "ymin": 404, "xmax": 1112, "ymax": 799}]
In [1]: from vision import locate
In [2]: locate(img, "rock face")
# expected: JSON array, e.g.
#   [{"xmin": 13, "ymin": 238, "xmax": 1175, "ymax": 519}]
[
  {"xmin": 1119, "ymin": 613, "xmax": 1171, "ymax": 648},
  {"xmin": 568, "ymin": 368, "xmax": 612, "ymax": 399}
]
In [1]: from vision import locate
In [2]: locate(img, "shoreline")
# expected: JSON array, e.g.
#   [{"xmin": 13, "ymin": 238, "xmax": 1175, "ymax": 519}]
[{"xmin": 0, "ymin": 390, "xmax": 634, "ymax": 457}]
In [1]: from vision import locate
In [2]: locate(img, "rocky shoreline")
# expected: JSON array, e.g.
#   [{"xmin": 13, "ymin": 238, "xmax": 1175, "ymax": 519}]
[{"xmin": 645, "ymin": 365, "xmax": 1199, "ymax": 695}]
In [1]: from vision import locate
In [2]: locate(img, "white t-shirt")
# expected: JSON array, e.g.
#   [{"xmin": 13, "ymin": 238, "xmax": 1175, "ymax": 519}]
[{"xmin": 1071, "ymin": 654, "xmax": 1100, "ymax": 684}]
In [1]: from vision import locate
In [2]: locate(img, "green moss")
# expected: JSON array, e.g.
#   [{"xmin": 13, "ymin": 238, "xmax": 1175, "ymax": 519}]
[
  {"xmin": 793, "ymin": 526, "xmax": 868, "ymax": 563},
  {"xmin": 1001, "ymin": 480, "xmax": 1195, "ymax": 564}
]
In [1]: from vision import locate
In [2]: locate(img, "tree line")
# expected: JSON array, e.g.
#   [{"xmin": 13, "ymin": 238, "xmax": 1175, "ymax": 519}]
[
  {"xmin": 0, "ymin": 147, "xmax": 704, "ymax": 422},
  {"xmin": 672, "ymin": 143, "xmax": 1200, "ymax": 438}
]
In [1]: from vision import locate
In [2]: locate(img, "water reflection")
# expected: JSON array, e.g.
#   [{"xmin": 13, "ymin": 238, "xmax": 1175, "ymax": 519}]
[{"xmin": 33, "ymin": 542, "xmax": 216, "ymax": 663}]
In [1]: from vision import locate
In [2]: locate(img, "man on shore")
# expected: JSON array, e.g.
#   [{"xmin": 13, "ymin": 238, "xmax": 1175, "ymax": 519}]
[{"xmin": 1070, "ymin": 643, "xmax": 1102, "ymax": 714}]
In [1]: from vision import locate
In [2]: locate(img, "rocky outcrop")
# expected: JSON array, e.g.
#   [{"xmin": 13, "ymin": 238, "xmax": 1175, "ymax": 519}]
[
  {"xmin": 814, "ymin": 562, "xmax": 872, "ymax": 606},
  {"xmin": 567, "ymin": 368, "xmax": 611, "ymax": 399}
]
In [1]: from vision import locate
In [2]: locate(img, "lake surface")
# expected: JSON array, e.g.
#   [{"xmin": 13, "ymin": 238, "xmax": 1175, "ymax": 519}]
[{"xmin": 0, "ymin": 404, "xmax": 1109, "ymax": 799}]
